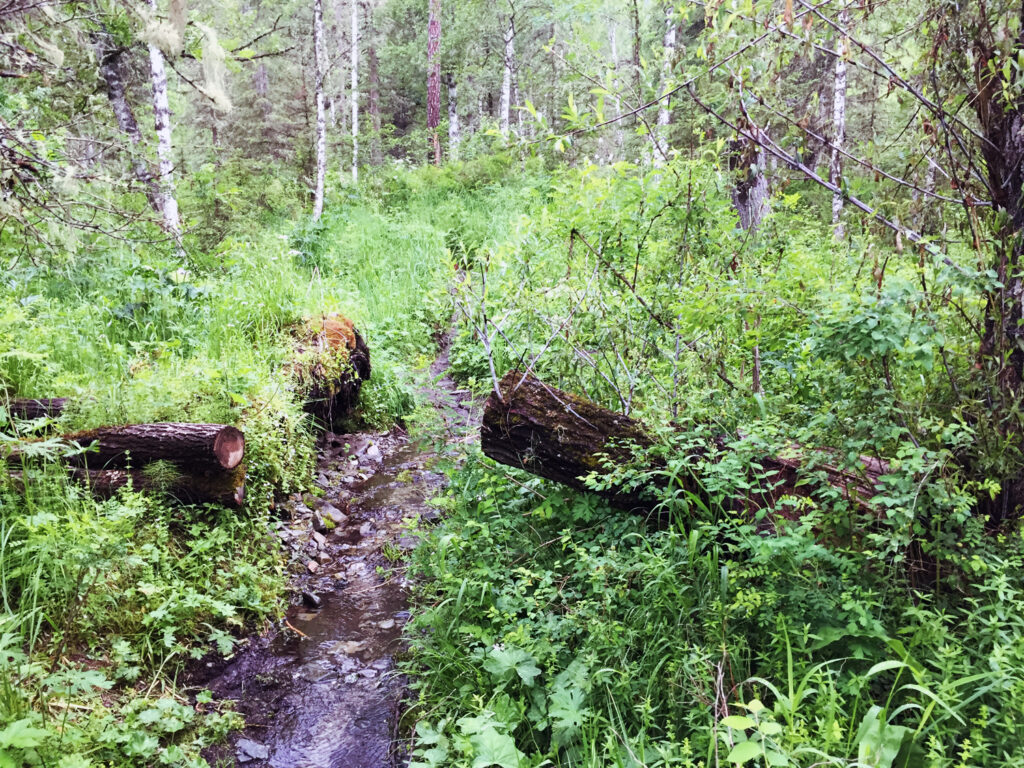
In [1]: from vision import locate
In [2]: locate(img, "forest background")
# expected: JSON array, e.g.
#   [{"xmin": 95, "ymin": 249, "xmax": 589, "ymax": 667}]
[{"xmin": 2, "ymin": 0, "xmax": 1024, "ymax": 766}]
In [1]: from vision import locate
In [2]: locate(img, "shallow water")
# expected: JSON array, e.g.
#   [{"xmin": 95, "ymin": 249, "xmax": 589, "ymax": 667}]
[{"xmin": 194, "ymin": 353, "xmax": 474, "ymax": 768}]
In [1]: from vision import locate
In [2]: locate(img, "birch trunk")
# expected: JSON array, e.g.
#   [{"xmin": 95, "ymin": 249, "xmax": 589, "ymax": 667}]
[
  {"xmin": 653, "ymin": 7, "xmax": 678, "ymax": 167},
  {"xmin": 446, "ymin": 72, "xmax": 460, "ymax": 160},
  {"xmin": 830, "ymin": 6, "xmax": 849, "ymax": 239},
  {"xmin": 608, "ymin": 19, "xmax": 624, "ymax": 159},
  {"xmin": 427, "ymin": 0, "xmax": 442, "ymax": 164},
  {"xmin": 312, "ymin": 0, "xmax": 327, "ymax": 221},
  {"xmin": 93, "ymin": 28, "xmax": 160, "ymax": 211},
  {"xmin": 731, "ymin": 124, "xmax": 771, "ymax": 231},
  {"xmin": 350, "ymin": 0, "xmax": 359, "ymax": 182},
  {"xmin": 365, "ymin": 0, "xmax": 382, "ymax": 165},
  {"xmin": 499, "ymin": 11, "xmax": 515, "ymax": 135},
  {"xmin": 146, "ymin": 0, "xmax": 182, "ymax": 246},
  {"xmin": 332, "ymin": 0, "xmax": 348, "ymax": 139}
]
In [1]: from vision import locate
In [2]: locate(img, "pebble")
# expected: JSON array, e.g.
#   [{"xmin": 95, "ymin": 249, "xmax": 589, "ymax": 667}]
[
  {"xmin": 236, "ymin": 738, "xmax": 269, "ymax": 763},
  {"xmin": 317, "ymin": 551, "xmax": 331, "ymax": 564},
  {"xmin": 378, "ymin": 619, "xmax": 395, "ymax": 630},
  {"xmin": 306, "ymin": 560, "xmax": 319, "ymax": 574},
  {"xmin": 359, "ymin": 521, "xmax": 375, "ymax": 538},
  {"xmin": 311, "ymin": 531, "xmax": 327, "ymax": 548},
  {"xmin": 301, "ymin": 591, "xmax": 323, "ymax": 609},
  {"xmin": 365, "ymin": 444, "xmax": 383, "ymax": 463},
  {"xmin": 311, "ymin": 511, "xmax": 327, "ymax": 533},
  {"xmin": 321, "ymin": 503, "xmax": 348, "ymax": 525}
]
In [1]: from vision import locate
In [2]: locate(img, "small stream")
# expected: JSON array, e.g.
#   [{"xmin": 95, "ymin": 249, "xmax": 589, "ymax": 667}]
[{"xmin": 191, "ymin": 352, "xmax": 475, "ymax": 767}]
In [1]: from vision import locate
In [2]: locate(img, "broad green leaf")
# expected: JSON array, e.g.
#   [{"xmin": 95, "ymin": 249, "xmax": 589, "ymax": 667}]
[
  {"xmin": 721, "ymin": 715, "xmax": 756, "ymax": 729},
  {"xmin": 0, "ymin": 718, "xmax": 48, "ymax": 749},
  {"xmin": 726, "ymin": 740, "xmax": 763, "ymax": 764},
  {"xmin": 470, "ymin": 726, "xmax": 524, "ymax": 768}
]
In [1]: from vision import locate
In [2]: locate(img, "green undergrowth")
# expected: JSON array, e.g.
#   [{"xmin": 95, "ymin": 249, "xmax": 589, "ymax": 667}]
[
  {"xmin": 403, "ymin": 156, "xmax": 1024, "ymax": 767},
  {"xmin": 0, "ymin": 158, "xmax": 536, "ymax": 766},
  {"xmin": 404, "ymin": 454, "xmax": 1024, "ymax": 768}
]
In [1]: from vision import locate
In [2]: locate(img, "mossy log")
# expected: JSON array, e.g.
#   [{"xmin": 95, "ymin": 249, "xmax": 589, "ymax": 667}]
[
  {"xmin": 481, "ymin": 370, "xmax": 887, "ymax": 516},
  {"xmin": 60, "ymin": 423, "xmax": 245, "ymax": 471},
  {"xmin": 71, "ymin": 465, "xmax": 246, "ymax": 507},
  {"xmin": 5, "ymin": 398, "xmax": 68, "ymax": 421},
  {"xmin": 290, "ymin": 314, "xmax": 371, "ymax": 426}
]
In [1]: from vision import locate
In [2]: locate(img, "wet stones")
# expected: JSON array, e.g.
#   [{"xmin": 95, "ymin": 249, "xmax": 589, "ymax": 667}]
[
  {"xmin": 301, "ymin": 591, "xmax": 323, "ymax": 609},
  {"xmin": 236, "ymin": 738, "xmax": 269, "ymax": 763}
]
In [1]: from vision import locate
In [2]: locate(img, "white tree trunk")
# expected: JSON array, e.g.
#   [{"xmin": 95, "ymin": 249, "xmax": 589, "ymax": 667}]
[
  {"xmin": 653, "ymin": 7, "xmax": 677, "ymax": 167},
  {"xmin": 446, "ymin": 72, "xmax": 460, "ymax": 159},
  {"xmin": 312, "ymin": 0, "xmax": 327, "ymax": 220},
  {"xmin": 732, "ymin": 125, "xmax": 771, "ymax": 231},
  {"xmin": 608, "ymin": 19, "xmax": 624, "ymax": 159},
  {"xmin": 333, "ymin": 0, "xmax": 348, "ymax": 139},
  {"xmin": 350, "ymin": 0, "xmax": 359, "ymax": 182},
  {"xmin": 499, "ymin": 12, "xmax": 515, "ymax": 135},
  {"xmin": 146, "ymin": 0, "xmax": 182, "ymax": 246},
  {"xmin": 830, "ymin": 6, "xmax": 849, "ymax": 239}
]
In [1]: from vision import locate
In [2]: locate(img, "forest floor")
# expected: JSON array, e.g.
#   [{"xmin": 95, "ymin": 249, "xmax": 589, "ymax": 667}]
[{"xmin": 189, "ymin": 336, "xmax": 478, "ymax": 768}]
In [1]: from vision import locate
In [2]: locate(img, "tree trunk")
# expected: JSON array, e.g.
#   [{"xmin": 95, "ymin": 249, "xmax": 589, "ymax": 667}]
[
  {"xmin": 630, "ymin": 0, "xmax": 641, "ymax": 104},
  {"xmin": 350, "ymin": 0, "xmax": 359, "ymax": 182},
  {"xmin": 653, "ymin": 6, "xmax": 677, "ymax": 166},
  {"xmin": 146, "ymin": 0, "xmax": 183, "ymax": 248},
  {"xmin": 445, "ymin": 71, "xmax": 460, "ymax": 160},
  {"xmin": 364, "ymin": 0, "xmax": 382, "ymax": 165},
  {"xmin": 730, "ymin": 123, "xmax": 771, "ymax": 231},
  {"xmin": 92, "ymin": 28, "xmax": 160, "ymax": 211},
  {"xmin": 481, "ymin": 371, "xmax": 886, "ymax": 517},
  {"xmin": 72, "ymin": 465, "xmax": 245, "ymax": 507},
  {"xmin": 332, "ymin": 0, "xmax": 348, "ymax": 139},
  {"xmin": 499, "ymin": 9, "xmax": 515, "ymax": 135},
  {"xmin": 5, "ymin": 398, "xmax": 68, "ymax": 422},
  {"xmin": 60, "ymin": 423, "xmax": 245, "ymax": 471},
  {"xmin": 289, "ymin": 314, "xmax": 371, "ymax": 427},
  {"xmin": 427, "ymin": 0, "xmax": 442, "ymax": 164},
  {"xmin": 312, "ymin": 0, "xmax": 327, "ymax": 221},
  {"xmin": 829, "ymin": 7, "xmax": 849, "ymax": 239}
]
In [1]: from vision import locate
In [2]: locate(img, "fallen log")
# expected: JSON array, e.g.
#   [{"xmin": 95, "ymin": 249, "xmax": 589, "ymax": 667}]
[
  {"xmin": 60, "ymin": 423, "xmax": 245, "ymax": 471},
  {"xmin": 5, "ymin": 398, "xmax": 68, "ymax": 421},
  {"xmin": 71, "ymin": 465, "xmax": 246, "ymax": 507},
  {"xmin": 481, "ymin": 370, "xmax": 887, "ymax": 516},
  {"xmin": 290, "ymin": 314, "xmax": 371, "ymax": 426}
]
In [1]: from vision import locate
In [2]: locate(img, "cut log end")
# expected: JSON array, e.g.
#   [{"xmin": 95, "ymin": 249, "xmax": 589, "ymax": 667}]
[{"xmin": 213, "ymin": 426, "xmax": 245, "ymax": 470}]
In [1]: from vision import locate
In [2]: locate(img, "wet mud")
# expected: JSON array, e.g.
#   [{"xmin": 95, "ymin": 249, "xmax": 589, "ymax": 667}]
[{"xmin": 191, "ymin": 349, "xmax": 475, "ymax": 768}]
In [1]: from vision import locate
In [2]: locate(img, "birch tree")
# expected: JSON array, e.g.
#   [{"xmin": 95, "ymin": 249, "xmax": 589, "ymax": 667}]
[
  {"xmin": 445, "ymin": 71, "xmax": 460, "ymax": 159},
  {"xmin": 146, "ymin": 0, "xmax": 183, "ymax": 246},
  {"xmin": 351, "ymin": 0, "xmax": 359, "ymax": 181},
  {"xmin": 829, "ymin": 4, "xmax": 849, "ymax": 239},
  {"xmin": 364, "ymin": 0, "xmax": 382, "ymax": 165},
  {"xmin": 427, "ymin": 0, "xmax": 442, "ymax": 164},
  {"xmin": 312, "ymin": 0, "xmax": 327, "ymax": 220},
  {"xmin": 653, "ymin": 4, "xmax": 678, "ymax": 166},
  {"xmin": 498, "ymin": 3, "xmax": 515, "ymax": 135}
]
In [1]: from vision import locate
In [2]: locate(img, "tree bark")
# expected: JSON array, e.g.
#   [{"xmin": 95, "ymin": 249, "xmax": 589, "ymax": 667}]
[
  {"xmin": 730, "ymin": 122, "xmax": 771, "ymax": 231},
  {"xmin": 312, "ymin": 0, "xmax": 327, "ymax": 220},
  {"xmin": 332, "ymin": 0, "xmax": 348, "ymax": 139},
  {"xmin": 829, "ymin": 6, "xmax": 849, "ymax": 238},
  {"xmin": 60, "ymin": 423, "xmax": 245, "ymax": 471},
  {"xmin": 92, "ymin": 28, "xmax": 160, "ymax": 211},
  {"xmin": 364, "ymin": 0, "xmax": 382, "ymax": 165},
  {"xmin": 653, "ymin": 5, "xmax": 677, "ymax": 166},
  {"xmin": 445, "ymin": 71, "xmax": 460, "ymax": 160},
  {"xmin": 350, "ymin": 0, "xmax": 359, "ymax": 182},
  {"xmin": 481, "ymin": 371, "xmax": 886, "ymax": 517},
  {"xmin": 290, "ymin": 314, "xmax": 371, "ymax": 427},
  {"xmin": 72, "ymin": 465, "xmax": 245, "ymax": 507},
  {"xmin": 427, "ymin": 0, "xmax": 442, "ymax": 164},
  {"xmin": 499, "ymin": 8, "xmax": 515, "ymax": 135},
  {"xmin": 146, "ymin": 0, "xmax": 183, "ymax": 248},
  {"xmin": 5, "ymin": 398, "xmax": 68, "ymax": 421}
]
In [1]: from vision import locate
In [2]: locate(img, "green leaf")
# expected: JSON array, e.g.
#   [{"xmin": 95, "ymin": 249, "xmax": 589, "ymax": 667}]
[
  {"xmin": 726, "ymin": 740, "xmax": 763, "ymax": 764},
  {"xmin": 721, "ymin": 715, "xmax": 756, "ymax": 730},
  {"xmin": 470, "ymin": 726, "xmax": 524, "ymax": 768},
  {"xmin": 0, "ymin": 718, "xmax": 49, "ymax": 749}
]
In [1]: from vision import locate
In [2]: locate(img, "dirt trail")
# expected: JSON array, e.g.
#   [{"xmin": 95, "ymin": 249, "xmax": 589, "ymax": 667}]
[{"xmin": 192, "ymin": 346, "xmax": 476, "ymax": 767}]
